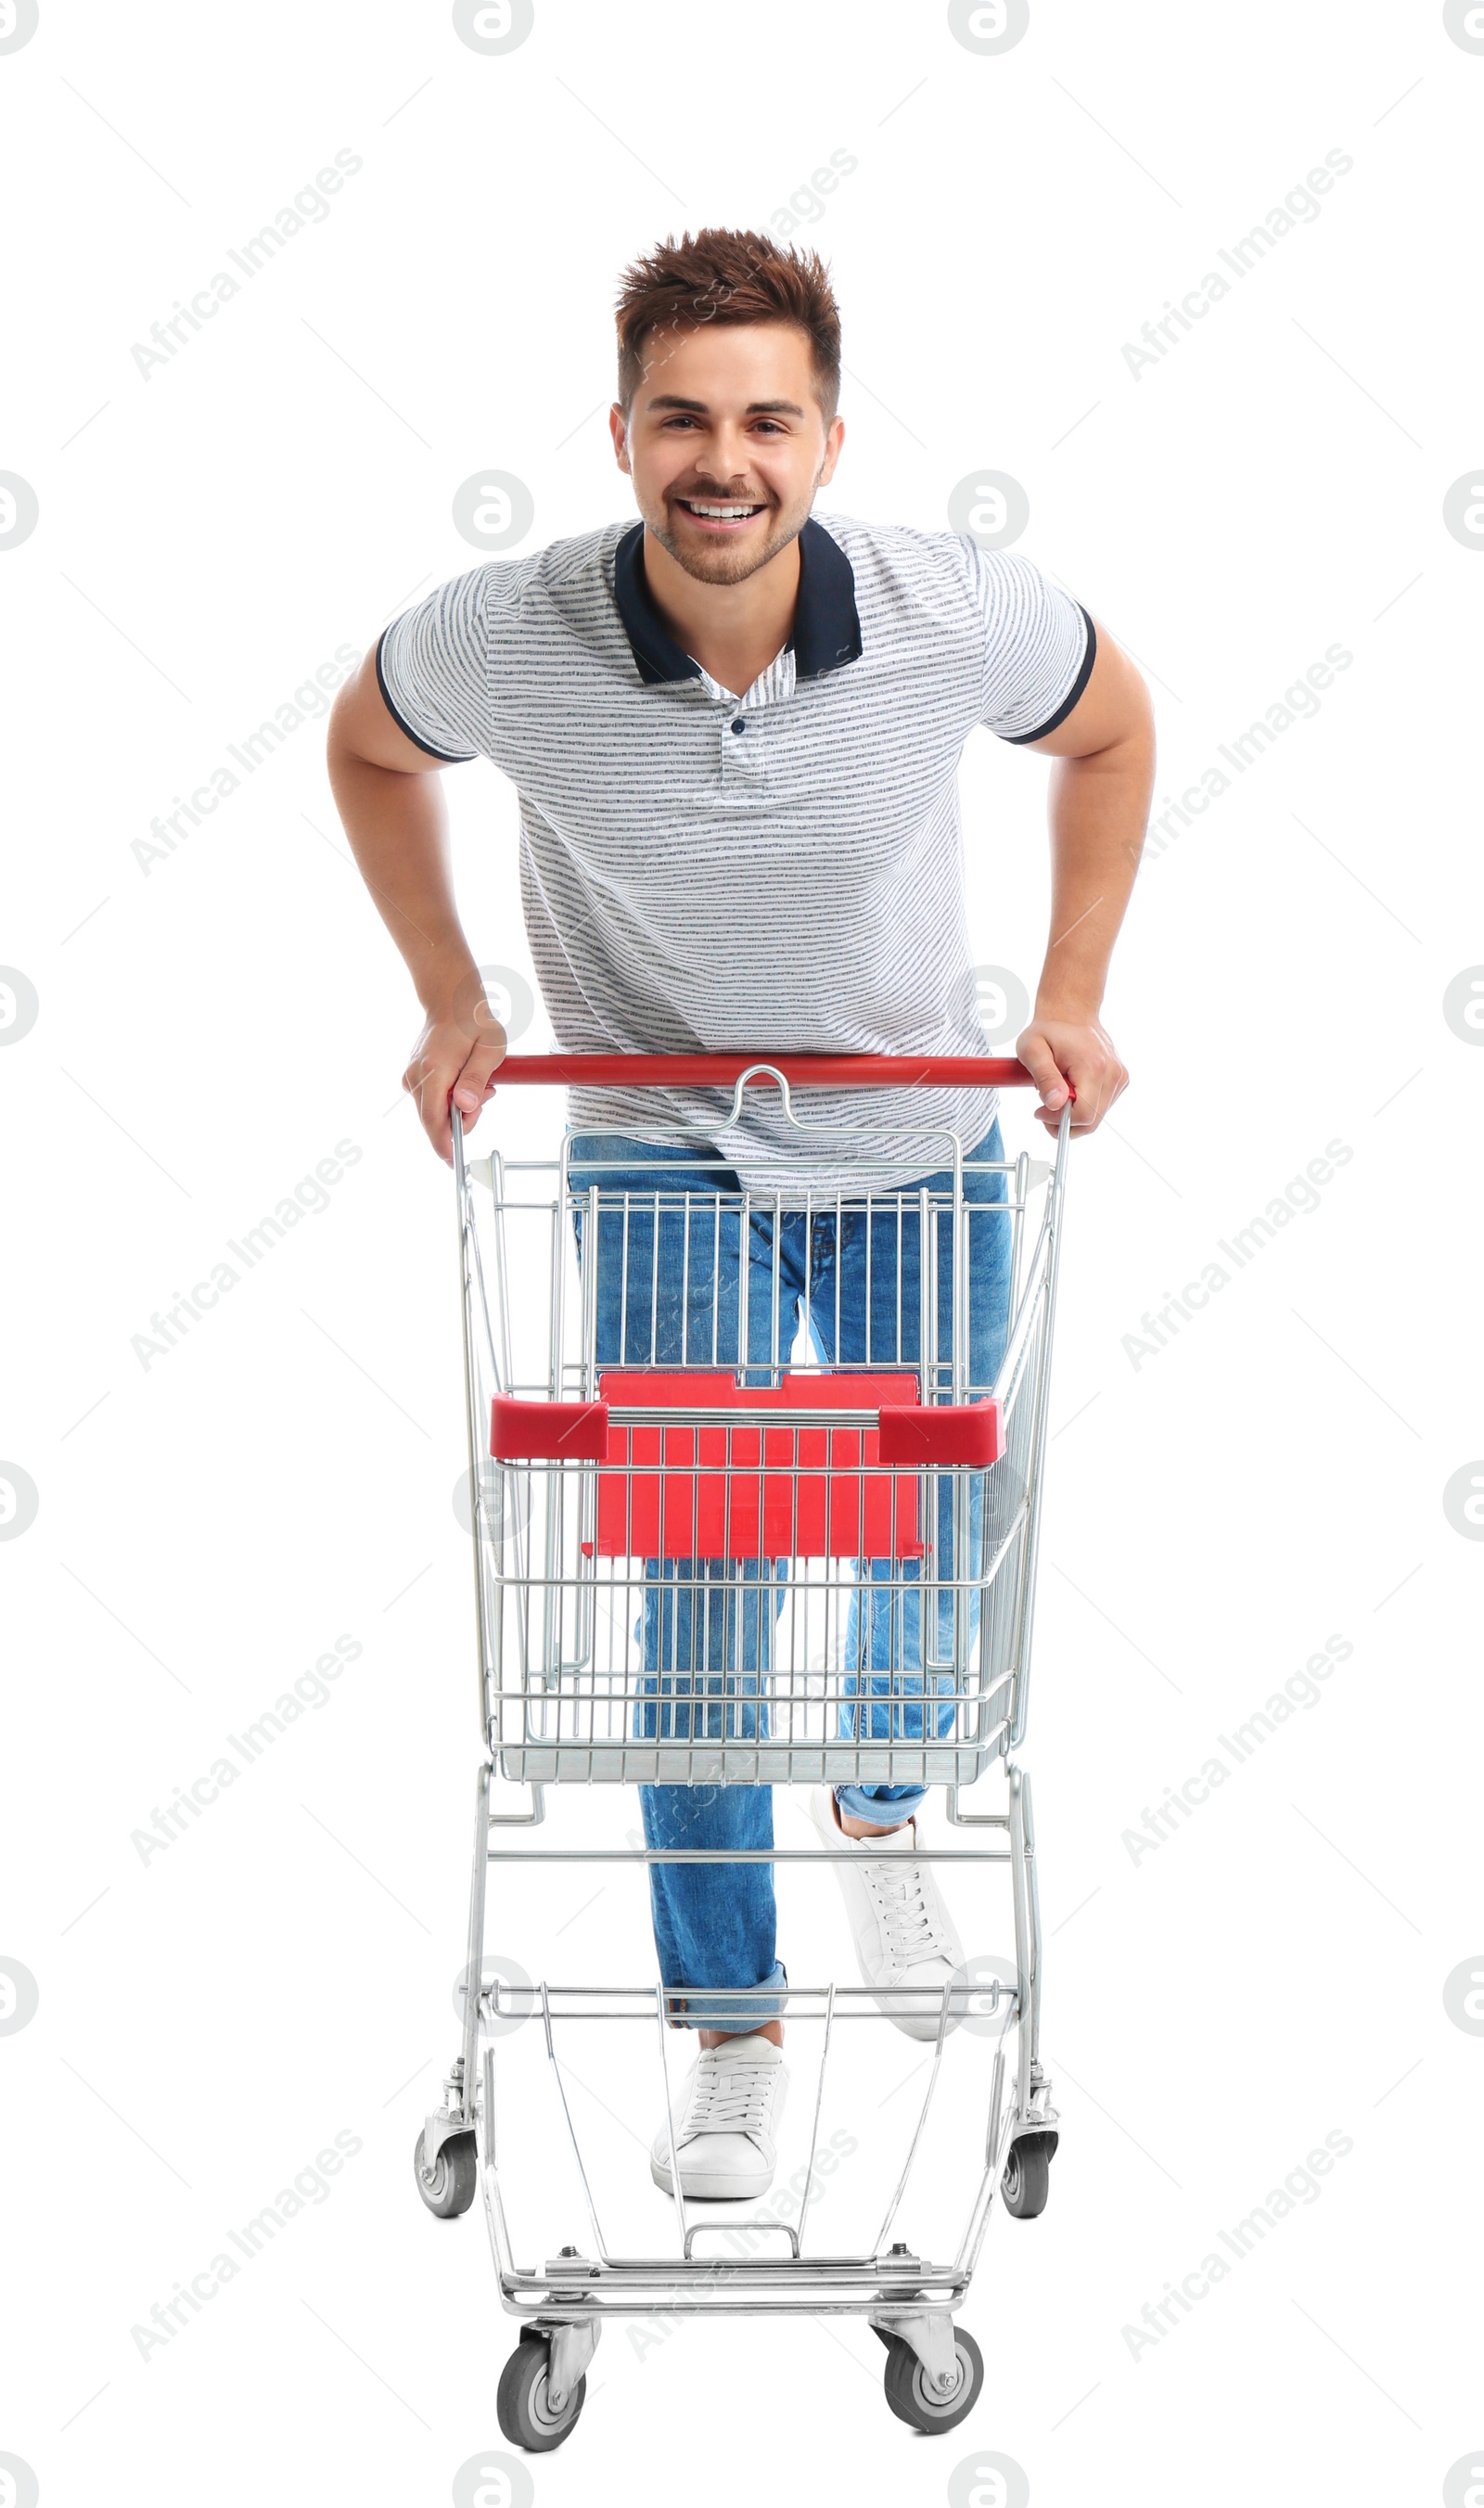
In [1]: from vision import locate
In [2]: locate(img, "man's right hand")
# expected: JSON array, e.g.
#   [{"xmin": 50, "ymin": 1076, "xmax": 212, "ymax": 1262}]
[{"xmin": 403, "ymin": 976, "xmax": 508, "ymax": 1165}]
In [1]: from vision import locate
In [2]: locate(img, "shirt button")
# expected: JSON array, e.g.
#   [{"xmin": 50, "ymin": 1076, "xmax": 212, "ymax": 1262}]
[{"xmin": 730, "ymin": 717, "xmax": 746, "ymax": 736}]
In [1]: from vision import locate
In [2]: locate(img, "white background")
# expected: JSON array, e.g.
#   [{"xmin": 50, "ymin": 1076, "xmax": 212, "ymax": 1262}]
[{"xmin": 3, "ymin": 2, "xmax": 1482, "ymax": 2503}]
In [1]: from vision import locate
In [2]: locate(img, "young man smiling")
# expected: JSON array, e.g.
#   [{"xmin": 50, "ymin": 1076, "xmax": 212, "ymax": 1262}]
[{"xmin": 327, "ymin": 229, "xmax": 1154, "ymax": 2203}]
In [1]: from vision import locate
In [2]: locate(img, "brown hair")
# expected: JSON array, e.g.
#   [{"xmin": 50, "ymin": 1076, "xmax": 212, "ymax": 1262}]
[{"xmin": 615, "ymin": 228, "xmax": 842, "ymax": 421}]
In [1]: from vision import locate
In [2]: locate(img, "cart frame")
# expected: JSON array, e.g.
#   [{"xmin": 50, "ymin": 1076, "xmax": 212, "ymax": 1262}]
[{"xmin": 415, "ymin": 1055, "xmax": 1071, "ymax": 2446}]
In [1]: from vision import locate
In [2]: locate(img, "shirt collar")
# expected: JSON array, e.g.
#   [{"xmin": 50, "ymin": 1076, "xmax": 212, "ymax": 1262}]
[{"xmin": 612, "ymin": 515, "xmax": 864, "ymax": 689}]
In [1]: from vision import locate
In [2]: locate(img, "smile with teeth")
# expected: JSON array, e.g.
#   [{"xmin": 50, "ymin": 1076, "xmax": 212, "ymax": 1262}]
[{"xmin": 676, "ymin": 497, "xmax": 766, "ymax": 525}]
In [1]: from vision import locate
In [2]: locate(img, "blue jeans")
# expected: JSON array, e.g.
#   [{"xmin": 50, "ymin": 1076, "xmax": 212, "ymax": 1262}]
[{"xmin": 570, "ymin": 1124, "xmax": 1012, "ymax": 2030}]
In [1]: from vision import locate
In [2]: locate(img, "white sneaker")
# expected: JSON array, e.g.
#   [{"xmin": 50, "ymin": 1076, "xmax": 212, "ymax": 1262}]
[
  {"xmin": 806, "ymin": 1785, "xmax": 965, "ymax": 2042},
  {"xmin": 649, "ymin": 2032, "xmax": 789, "ymax": 2199}
]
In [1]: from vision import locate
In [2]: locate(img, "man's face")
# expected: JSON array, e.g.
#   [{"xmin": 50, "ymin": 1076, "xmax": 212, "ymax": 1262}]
[{"xmin": 610, "ymin": 321, "xmax": 844, "ymax": 586}]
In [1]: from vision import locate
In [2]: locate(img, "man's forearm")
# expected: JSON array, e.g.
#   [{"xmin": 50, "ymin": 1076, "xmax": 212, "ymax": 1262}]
[
  {"xmin": 326, "ymin": 667, "xmax": 510, "ymax": 1161},
  {"xmin": 1034, "ymin": 731, "xmax": 1153, "ymax": 1016},
  {"xmin": 326, "ymin": 744, "xmax": 479, "ymax": 1012}
]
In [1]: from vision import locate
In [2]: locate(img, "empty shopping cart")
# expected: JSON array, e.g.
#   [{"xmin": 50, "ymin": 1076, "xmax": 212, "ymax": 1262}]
[{"xmin": 414, "ymin": 1054, "xmax": 1070, "ymax": 2448}]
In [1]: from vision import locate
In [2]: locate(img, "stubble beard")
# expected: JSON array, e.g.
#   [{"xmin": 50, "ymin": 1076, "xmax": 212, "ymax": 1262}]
[{"xmin": 648, "ymin": 499, "xmax": 805, "ymax": 587}]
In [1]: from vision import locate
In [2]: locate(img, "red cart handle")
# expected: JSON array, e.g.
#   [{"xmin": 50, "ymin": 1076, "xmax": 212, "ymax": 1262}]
[{"xmin": 485, "ymin": 1053, "xmax": 1035, "ymax": 1089}]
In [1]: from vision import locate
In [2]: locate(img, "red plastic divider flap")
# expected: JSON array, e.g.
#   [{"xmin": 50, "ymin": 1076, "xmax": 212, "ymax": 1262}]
[
  {"xmin": 593, "ymin": 1369, "xmax": 925, "ymax": 1561},
  {"xmin": 876, "ymin": 1398, "xmax": 1003, "ymax": 1467},
  {"xmin": 490, "ymin": 1396, "xmax": 610, "ymax": 1463}
]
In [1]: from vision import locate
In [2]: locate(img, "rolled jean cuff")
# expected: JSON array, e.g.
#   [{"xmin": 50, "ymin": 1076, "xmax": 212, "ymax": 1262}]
[
  {"xmin": 832, "ymin": 1782, "xmax": 928, "ymax": 1825},
  {"xmin": 666, "ymin": 1960, "xmax": 788, "ymax": 2033}
]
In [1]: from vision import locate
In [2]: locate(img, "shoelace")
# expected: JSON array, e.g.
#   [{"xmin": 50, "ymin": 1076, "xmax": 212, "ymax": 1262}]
[
  {"xmin": 683, "ymin": 2053, "xmax": 776, "ymax": 2139},
  {"xmin": 866, "ymin": 1856, "xmax": 953, "ymax": 1964}
]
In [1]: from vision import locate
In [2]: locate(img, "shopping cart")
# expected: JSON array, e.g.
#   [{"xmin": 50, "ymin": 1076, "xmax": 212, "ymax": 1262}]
[{"xmin": 413, "ymin": 1054, "xmax": 1071, "ymax": 2449}]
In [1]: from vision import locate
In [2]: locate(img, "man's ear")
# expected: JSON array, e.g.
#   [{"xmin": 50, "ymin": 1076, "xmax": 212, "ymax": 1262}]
[{"xmin": 609, "ymin": 403, "xmax": 632, "ymax": 474}]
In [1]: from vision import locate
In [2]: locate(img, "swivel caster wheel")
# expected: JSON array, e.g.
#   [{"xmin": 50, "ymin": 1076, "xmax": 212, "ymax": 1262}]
[
  {"xmin": 1000, "ymin": 2128, "xmax": 1057, "ymax": 2220},
  {"xmin": 497, "ymin": 2329, "xmax": 587, "ymax": 2451},
  {"xmin": 882, "ymin": 2326, "xmax": 984, "ymax": 2433},
  {"xmin": 413, "ymin": 2127, "xmax": 477, "ymax": 2219}
]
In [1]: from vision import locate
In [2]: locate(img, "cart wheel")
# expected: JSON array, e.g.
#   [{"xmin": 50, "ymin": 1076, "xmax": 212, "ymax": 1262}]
[
  {"xmin": 1000, "ymin": 2130, "xmax": 1056, "ymax": 2220},
  {"xmin": 882, "ymin": 2326, "xmax": 983, "ymax": 2433},
  {"xmin": 496, "ymin": 2332, "xmax": 587, "ymax": 2452},
  {"xmin": 413, "ymin": 2127, "xmax": 477, "ymax": 2219}
]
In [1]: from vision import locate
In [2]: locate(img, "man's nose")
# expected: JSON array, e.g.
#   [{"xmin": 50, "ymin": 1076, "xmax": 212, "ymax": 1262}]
[{"xmin": 696, "ymin": 425, "xmax": 753, "ymax": 481}]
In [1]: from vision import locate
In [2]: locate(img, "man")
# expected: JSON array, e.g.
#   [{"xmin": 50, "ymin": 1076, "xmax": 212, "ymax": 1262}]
[{"xmin": 326, "ymin": 228, "xmax": 1153, "ymax": 2205}]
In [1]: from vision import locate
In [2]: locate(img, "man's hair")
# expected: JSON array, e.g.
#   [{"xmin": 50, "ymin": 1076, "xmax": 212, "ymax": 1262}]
[{"xmin": 614, "ymin": 228, "xmax": 841, "ymax": 422}]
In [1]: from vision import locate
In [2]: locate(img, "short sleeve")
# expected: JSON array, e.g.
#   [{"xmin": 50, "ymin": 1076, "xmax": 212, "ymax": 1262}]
[
  {"xmin": 958, "ymin": 542, "xmax": 1096, "ymax": 744},
  {"xmin": 376, "ymin": 566, "xmax": 490, "ymax": 762}
]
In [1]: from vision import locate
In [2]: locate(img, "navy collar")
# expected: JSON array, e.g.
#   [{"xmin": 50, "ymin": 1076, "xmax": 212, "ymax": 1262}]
[{"xmin": 612, "ymin": 515, "xmax": 864, "ymax": 688}]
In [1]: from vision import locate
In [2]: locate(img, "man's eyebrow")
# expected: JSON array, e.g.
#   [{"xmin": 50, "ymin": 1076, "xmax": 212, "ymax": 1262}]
[{"xmin": 645, "ymin": 395, "xmax": 807, "ymax": 417}]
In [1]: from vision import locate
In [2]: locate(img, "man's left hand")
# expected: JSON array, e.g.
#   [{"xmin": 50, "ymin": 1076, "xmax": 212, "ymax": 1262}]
[{"xmin": 1015, "ymin": 1011, "xmax": 1129, "ymax": 1137}]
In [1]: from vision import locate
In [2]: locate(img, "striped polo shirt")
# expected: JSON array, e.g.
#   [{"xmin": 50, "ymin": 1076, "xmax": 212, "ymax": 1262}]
[{"xmin": 376, "ymin": 510, "xmax": 1094, "ymax": 1193}]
